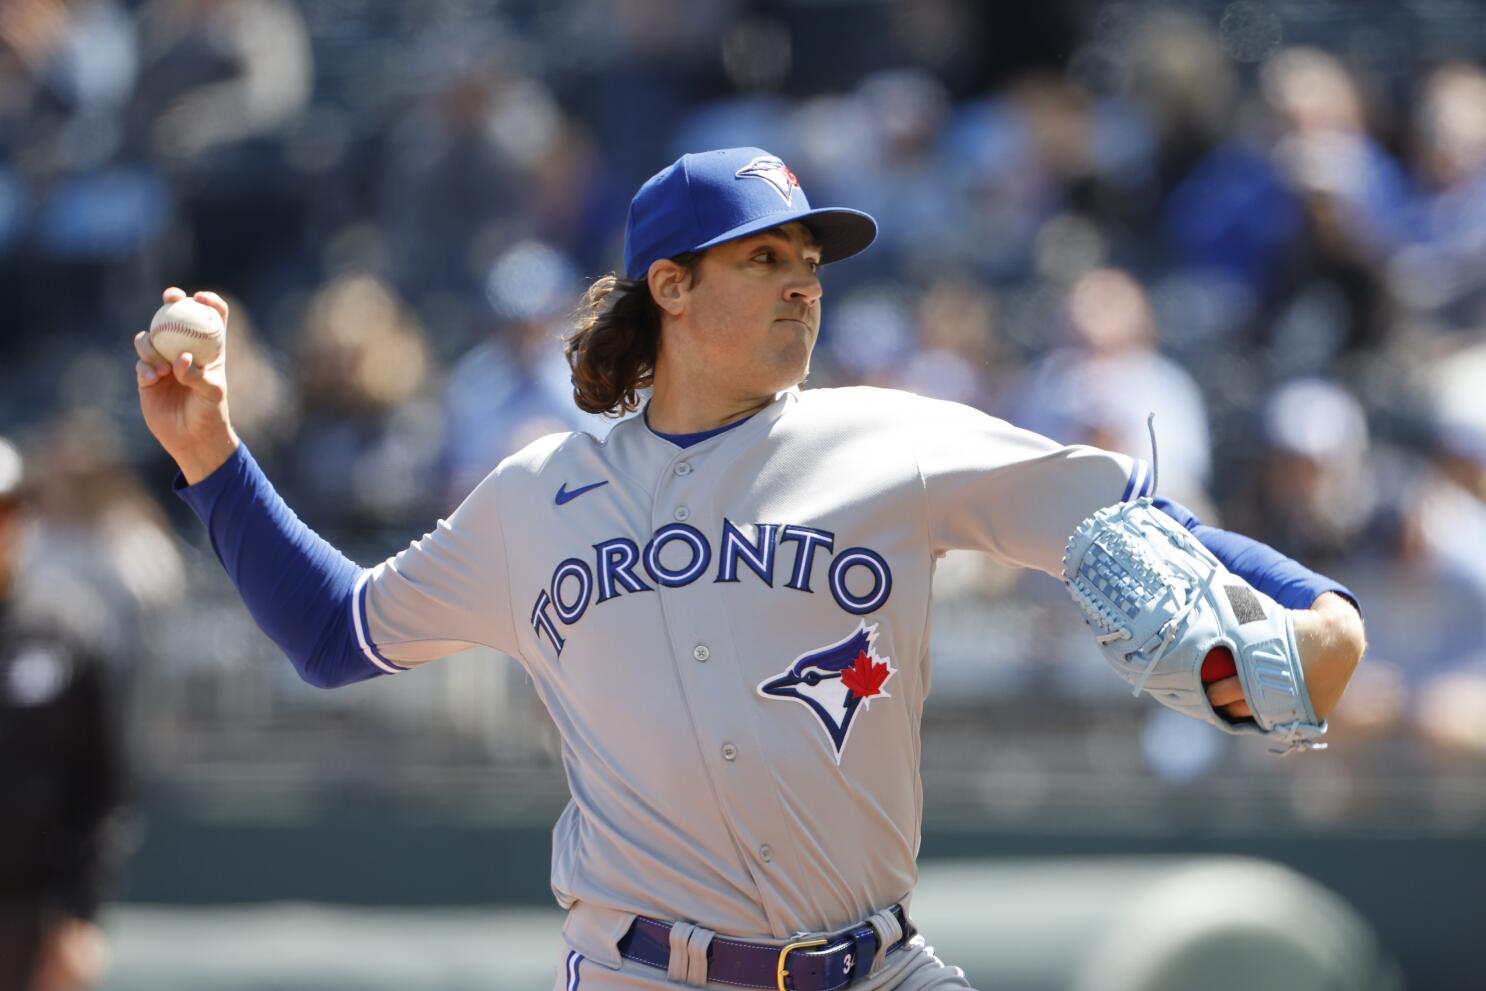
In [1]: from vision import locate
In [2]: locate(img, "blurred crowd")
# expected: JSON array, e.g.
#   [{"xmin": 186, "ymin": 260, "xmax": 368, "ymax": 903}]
[{"xmin": 3, "ymin": 0, "xmax": 1486, "ymax": 823}]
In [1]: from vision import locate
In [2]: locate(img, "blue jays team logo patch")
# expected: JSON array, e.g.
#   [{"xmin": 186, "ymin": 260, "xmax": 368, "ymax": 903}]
[
  {"xmin": 736, "ymin": 155, "xmax": 800, "ymax": 205},
  {"xmin": 758, "ymin": 622, "xmax": 895, "ymax": 763}
]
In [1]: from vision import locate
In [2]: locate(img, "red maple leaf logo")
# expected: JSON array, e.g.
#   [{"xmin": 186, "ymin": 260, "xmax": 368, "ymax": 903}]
[{"xmin": 841, "ymin": 650, "xmax": 890, "ymax": 700}]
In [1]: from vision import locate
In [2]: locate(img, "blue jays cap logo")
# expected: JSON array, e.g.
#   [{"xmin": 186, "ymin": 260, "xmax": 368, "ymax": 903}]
[
  {"xmin": 758, "ymin": 622, "xmax": 896, "ymax": 763},
  {"xmin": 735, "ymin": 155, "xmax": 801, "ymax": 206}
]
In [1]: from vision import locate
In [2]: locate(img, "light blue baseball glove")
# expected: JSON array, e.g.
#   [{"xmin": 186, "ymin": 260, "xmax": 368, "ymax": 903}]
[{"xmin": 1061, "ymin": 498, "xmax": 1327, "ymax": 755}]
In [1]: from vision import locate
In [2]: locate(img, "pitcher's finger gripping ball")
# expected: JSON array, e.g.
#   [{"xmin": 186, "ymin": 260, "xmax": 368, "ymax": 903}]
[{"xmin": 149, "ymin": 298, "xmax": 225, "ymax": 365}]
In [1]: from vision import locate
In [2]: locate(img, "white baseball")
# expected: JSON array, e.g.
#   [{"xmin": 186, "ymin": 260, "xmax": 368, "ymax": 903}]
[{"xmin": 149, "ymin": 298, "xmax": 226, "ymax": 366}]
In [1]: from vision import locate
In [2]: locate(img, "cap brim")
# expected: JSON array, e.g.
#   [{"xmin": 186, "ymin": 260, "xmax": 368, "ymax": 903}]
[{"xmin": 690, "ymin": 207, "xmax": 878, "ymax": 266}]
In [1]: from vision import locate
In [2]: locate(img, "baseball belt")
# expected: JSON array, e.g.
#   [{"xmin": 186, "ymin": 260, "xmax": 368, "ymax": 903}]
[{"xmin": 615, "ymin": 904, "xmax": 911, "ymax": 990}]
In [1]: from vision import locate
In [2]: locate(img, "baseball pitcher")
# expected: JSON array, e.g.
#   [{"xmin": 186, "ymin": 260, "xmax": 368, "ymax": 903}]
[{"xmin": 134, "ymin": 148, "xmax": 1365, "ymax": 990}]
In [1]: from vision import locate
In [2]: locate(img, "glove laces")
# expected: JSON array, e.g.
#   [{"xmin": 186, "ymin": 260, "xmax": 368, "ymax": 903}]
[
  {"xmin": 1127, "ymin": 562, "xmax": 1219, "ymax": 698},
  {"xmin": 1146, "ymin": 411, "xmax": 1160, "ymax": 498}
]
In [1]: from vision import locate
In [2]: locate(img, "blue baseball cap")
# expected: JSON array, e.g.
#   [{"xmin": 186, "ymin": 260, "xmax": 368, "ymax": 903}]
[{"xmin": 623, "ymin": 147, "xmax": 878, "ymax": 281}]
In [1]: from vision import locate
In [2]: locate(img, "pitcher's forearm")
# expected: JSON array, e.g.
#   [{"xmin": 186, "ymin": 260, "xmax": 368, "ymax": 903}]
[
  {"xmin": 174, "ymin": 442, "xmax": 391, "ymax": 687},
  {"xmin": 1297, "ymin": 591, "xmax": 1366, "ymax": 720}
]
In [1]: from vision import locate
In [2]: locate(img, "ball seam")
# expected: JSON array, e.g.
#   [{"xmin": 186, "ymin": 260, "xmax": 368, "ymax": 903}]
[{"xmin": 151, "ymin": 322, "xmax": 221, "ymax": 340}]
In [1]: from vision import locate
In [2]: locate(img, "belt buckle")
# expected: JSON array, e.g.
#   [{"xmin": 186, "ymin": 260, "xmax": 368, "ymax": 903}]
[{"xmin": 776, "ymin": 936, "xmax": 828, "ymax": 991}]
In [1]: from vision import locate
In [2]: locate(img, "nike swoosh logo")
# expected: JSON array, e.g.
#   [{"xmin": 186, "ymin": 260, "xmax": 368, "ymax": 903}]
[{"xmin": 555, "ymin": 480, "xmax": 609, "ymax": 506}]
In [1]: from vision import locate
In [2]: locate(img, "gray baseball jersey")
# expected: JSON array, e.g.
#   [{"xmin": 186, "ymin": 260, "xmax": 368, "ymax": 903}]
[{"xmin": 354, "ymin": 385, "xmax": 1147, "ymax": 951}]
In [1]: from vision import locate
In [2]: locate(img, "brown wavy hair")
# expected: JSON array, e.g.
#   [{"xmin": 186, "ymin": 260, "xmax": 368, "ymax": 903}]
[{"xmin": 564, "ymin": 252, "xmax": 702, "ymax": 416}]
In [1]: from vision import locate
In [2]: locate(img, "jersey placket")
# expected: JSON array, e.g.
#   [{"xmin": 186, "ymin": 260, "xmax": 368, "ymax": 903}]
[{"xmin": 647, "ymin": 445, "xmax": 793, "ymax": 935}]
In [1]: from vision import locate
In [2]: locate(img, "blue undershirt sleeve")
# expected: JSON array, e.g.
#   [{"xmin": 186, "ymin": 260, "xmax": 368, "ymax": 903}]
[
  {"xmin": 172, "ymin": 443, "xmax": 393, "ymax": 688},
  {"xmin": 1153, "ymin": 496, "xmax": 1360, "ymax": 614}
]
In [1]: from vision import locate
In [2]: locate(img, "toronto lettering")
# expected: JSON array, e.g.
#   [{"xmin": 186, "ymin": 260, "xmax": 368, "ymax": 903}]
[{"xmin": 530, "ymin": 518, "xmax": 891, "ymax": 655}]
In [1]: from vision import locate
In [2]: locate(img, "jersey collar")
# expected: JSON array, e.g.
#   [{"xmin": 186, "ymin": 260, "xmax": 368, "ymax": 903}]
[
  {"xmin": 639, "ymin": 390, "xmax": 797, "ymax": 450},
  {"xmin": 602, "ymin": 392, "xmax": 797, "ymax": 493}
]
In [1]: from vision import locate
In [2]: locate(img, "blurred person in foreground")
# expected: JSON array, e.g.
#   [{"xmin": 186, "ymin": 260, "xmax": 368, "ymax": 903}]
[
  {"xmin": 0, "ymin": 437, "xmax": 127, "ymax": 991},
  {"xmin": 131, "ymin": 147, "xmax": 1365, "ymax": 989}
]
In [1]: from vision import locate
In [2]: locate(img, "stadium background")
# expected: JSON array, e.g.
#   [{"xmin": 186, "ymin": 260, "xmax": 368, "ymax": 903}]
[{"xmin": 2, "ymin": 0, "xmax": 1483, "ymax": 986}]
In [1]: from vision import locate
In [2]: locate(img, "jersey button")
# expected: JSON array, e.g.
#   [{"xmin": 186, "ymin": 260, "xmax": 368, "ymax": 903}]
[
  {"xmin": 692, "ymin": 644, "xmax": 710, "ymax": 662},
  {"xmin": 674, "ymin": 462, "xmax": 693, "ymax": 476},
  {"xmin": 758, "ymin": 844, "xmax": 773, "ymax": 862},
  {"xmin": 721, "ymin": 743, "xmax": 737, "ymax": 761},
  {"xmin": 673, "ymin": 506, "xmax": 690, "ymax": 521}
]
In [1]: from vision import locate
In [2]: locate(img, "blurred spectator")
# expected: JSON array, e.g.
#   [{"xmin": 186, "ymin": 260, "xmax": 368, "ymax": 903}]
[
  {"xmin": 1016, "ymin": 268, "xmax": 1211, "ymax": 510},
  {"xmin": 818, "ymin": 283, "xmax": 917, "ymax": 387},
  {"xmin": 1388, "ymin": 62, "xmax": 1486, "ymax": 321},
  {"xmin": 130, "ymin": 0, "xmax": 312, "ymax": 163},
  {"xmin": 1399, "ymin": 414, "xmax": 1486, "ymax": 754},
  {"xmin": 0, "ymin": 435, "xmax": 129, "ymax": 991},
  {"xmin": 1324, "ymin": 342, "xmax": 1486, "ymax": 755},
  {"xmin": 441, "ymin": 241, "xmax": 613, "ymax": 503},
  {"xmin": 18, "ymin": 408, "xmax": 185, "ymax": 658},
  {"xmin": 894, "ymin": 275, "xmax": 1004, "ymax": 411},
  {"xmin": 123, "ymin": 0, "xmax": 313, "ymax": 300},
  {"xmin": 379, "ymin": 32, "xmax": 563, "ymax": 300},
  {"xmin": 216, "ymin": 292, "xmax": 298, "ymax": 466},
  {"xmin": 0, "ymin": 0, "xmax": 138, "ymax": 171},
  {"xmin": 1404, "ymin": 341, "xmax": 1486, "ymax": 603},
  {"xmin": 1124, "ymin": 10, "xmax": 1305, "ymax": 298},
  {"xmin": 579, "ymin": 0, "xmax": 733, "ymax": 190},
  {"xmin": 522, "ymin": 123, "xmax": 616, "ymax": 275},
  {"xmin": 1248, "ymin": 378, "xmax": 1379, "ymax": 562},
  {"xmin": 1262, "ymin": 47, "xmax": 1409, "ymax": 256},
  {"xmin": 286, "ymin": 274, "xmax": 445, "ymax": 533},
  {"xmin": 1125, "ymin": 9, "xmax": 1238, "ymax": 198},
  {"xmin": 0, "ymin": 0, "xmax": 160, "ymax": 351},
  {"xmin": 807, "ymin": 70, "xmax": 959, "ymax": 278},
  {"xmin": 940, "ymin": 79, "xmax": 1084, "ymax": 281},
  {"xmin": 1252, "ymin": 48, "xmax": 1407, "ymax": 366}
]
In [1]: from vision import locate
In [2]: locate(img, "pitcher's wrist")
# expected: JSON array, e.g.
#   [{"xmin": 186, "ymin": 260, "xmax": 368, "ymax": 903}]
[{"xmin": 176, "ymin": 431, "xmax": 241, "ymax": 486}]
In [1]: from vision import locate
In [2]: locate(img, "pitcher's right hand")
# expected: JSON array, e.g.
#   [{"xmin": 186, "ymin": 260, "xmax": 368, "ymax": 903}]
[{"xmin": 135, "ymin": 287, "xmax": 239, "ymax": 484}]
